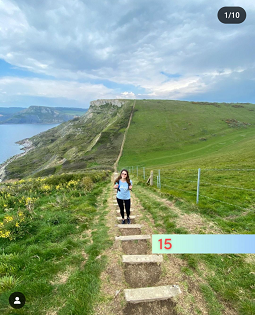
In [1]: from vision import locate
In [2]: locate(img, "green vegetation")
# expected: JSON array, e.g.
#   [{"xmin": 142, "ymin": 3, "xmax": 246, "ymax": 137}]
[
  {"xmin": 120, "ymin": 100, "xmax": 255, "ymax": 233},
  {"xmin": 6, "ymin": 101, "xmax": 134, "ymax": 179},
  {"xmin": 134, "ymin": 183, "xmax": 255, "ymax": 315},
  {"xmin": 0, "ymin": 171, "xmax": 112, "ymax": 314},
  {"xmin": 2, "ymin": 99, "xmax": 255, "ymax": 314},
  {"xmin": 120, "ymin": 100, "xmax": 255, "ymax": 167},
  {"xmin": 118, "ymin": 100, "xmax": 255, "ymax": 314}
]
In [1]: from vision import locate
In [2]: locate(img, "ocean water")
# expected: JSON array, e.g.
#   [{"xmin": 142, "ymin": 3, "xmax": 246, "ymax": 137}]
[{"xmin": 0, "ymin": 124, "xmax": 59, "ymax": 164}]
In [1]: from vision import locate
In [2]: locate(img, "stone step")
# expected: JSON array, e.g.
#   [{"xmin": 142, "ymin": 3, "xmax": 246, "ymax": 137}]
[
  {"xmin": 115, "ymin": 235, "xmax": 150, "ymax": 255},
  {"xmin": 122, "ymin": 255, "xmax": 163, "ymax": 288},
  {"xmin": 117, "ymin": 216, "xmax": 136, "ymax": 224},
  {"xmin": 118, "ymin": 224, "xmax": 142, "ymax": 236},
  {"xmin": 123, "ymin": 285, "xmax": 181, "ymax": 315}
]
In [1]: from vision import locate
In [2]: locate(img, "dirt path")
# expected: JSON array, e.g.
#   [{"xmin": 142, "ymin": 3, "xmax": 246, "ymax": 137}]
[
  {"xmin": 93, "ymin": 175, "xmax": 238, "ymax": 315},
  {"xmin": 114, "ymin": 100, "xmax": 136, "ymax": 172}
]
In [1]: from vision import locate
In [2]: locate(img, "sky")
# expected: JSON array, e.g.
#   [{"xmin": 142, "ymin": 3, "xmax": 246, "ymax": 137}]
[{"xmin": 0, "ymin": 0, "xmax": 254, "ymax": 108}]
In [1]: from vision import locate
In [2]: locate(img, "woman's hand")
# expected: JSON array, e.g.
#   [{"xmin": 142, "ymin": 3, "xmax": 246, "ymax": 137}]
[
  {"xmin": 114, "ymin": 184, "xmax": 119, "ymax": 189},
  {"xmin": 129, "ymin": 185, "xmax": 132, "ymax": 190}
]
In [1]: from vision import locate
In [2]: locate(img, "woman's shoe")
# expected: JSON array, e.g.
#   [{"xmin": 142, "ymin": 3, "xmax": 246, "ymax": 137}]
[
  {"xmin": 122, "ymin": 219, "xmax": 125, "ymax": 224},
  {"xmin": 127, "ymin": 218, "xmax": 131, "ymax": 224}
]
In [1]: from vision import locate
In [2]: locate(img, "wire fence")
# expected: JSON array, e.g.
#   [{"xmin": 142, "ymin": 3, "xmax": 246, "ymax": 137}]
[{"xmin": 121, "ymin": 165, "xmax": 255, "ymax": 211}]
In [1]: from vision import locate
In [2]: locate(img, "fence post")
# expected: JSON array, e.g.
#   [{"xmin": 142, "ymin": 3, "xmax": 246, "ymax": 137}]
[
  {"xmin": 143, "ymin": 167, "xmax": 145, "ymax": 180},
  {"xmin": 157, "ymin": 175, "xmax": 159, "ymax": 188},
  {"xmin": 158, "ymin": 169, "xmax": 161, "ymax": 189},
  {"xmin": 150, "ymin": 170, "xmax": 153, "ymax": 186},
  {"xmin": 196, "ymin": 168, "xmax": 201, "ymax": 204}
]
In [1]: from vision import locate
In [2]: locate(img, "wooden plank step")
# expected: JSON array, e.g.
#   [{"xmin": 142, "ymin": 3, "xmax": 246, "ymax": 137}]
[
  {"xmin": 124, "ymin": 285, "xmax": 181, "ymax": 303},
  {"xmin": 122, "ymin": 255, "xmax": 163, "ymax": 287},
  {"xmin": 123, "ymin": 285, "xmax": 181, "ymax": 315},
  {"xmin": 115, "ymin": 235, "xmax": 150, "ymax": 241},
  {"xmin": 115, "ymin": 235, "xmax": 150, "ymax": 255},
  {"xmin": 122, "ymin": 254, "xmax": 163, "ymax": 264},
  {"xmin": 118, "ymin": 224, "xmax": 142, "ymax": 236}
]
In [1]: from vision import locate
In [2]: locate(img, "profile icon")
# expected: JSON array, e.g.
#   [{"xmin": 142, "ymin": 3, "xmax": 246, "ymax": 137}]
[
  {"xmin": 9, "ymin": 292, "xmax": 25, "ymax": 309},
  {"xmin": 14, "ymin": 296, "xmax": 21, "ymax": 304}
]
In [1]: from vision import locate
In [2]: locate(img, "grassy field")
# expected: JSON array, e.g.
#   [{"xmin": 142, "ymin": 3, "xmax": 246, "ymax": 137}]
[
  {"xmin": 120, "ymin": 100, "xmax": 255, "ymax": 232},
  {"xmin": 133, "ymin": 182, "xmax": 255, "ymax": 314},
  {"xmin": 120, "ymin": 100, "xmax": 255, "ymax": 166},
  {"xmin": 118, "ymin": 99, "xmax": 255, "ymax": 314},
  {"xmin": 0, "ymin": 171, "xmax": 112, "ymax": 314}
]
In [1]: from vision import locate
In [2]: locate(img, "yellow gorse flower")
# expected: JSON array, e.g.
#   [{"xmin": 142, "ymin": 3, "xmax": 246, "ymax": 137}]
[
  {"xmin": 4, "ymin": 216, "xmax": 14, "ymax": 222},
  {"xmin": 42, "ymin": 184, "xmax": 51, "ymax": 191},
  {"xmin": 0, "ymin": 230, "xmax": 11, "ymax": 238}
]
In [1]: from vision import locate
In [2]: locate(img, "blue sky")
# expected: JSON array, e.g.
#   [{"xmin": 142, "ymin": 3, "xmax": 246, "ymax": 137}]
[{"xmin": 0, "ymin": 0, "xmax": 254, "ymax": 108}]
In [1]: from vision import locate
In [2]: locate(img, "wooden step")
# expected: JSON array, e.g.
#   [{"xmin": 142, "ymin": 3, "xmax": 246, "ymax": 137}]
[
  {"xmin": 123, "ymin": 285, "xmax": 181, "ymax": 315},
  {"xmin": 122, "ymin": 255, "xmax": 163, "ymax": 287},
  {"xmin": 115, "ymin": 235, "xmax": 150, "ymax": 255},
  {"xmin": 118, "ymin": 224, "xmax": 142, "ymax": 236}
]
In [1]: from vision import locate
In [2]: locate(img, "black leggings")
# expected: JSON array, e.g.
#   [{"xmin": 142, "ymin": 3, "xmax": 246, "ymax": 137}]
[{"xmin": 117, "ymin": 198, "xmax": 131, "ymax": 219}]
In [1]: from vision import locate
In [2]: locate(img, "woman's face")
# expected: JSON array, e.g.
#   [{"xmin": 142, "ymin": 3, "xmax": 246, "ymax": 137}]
[{"xmin": 121, "ymin": 171, "xmax": 127, "ymax": 179}]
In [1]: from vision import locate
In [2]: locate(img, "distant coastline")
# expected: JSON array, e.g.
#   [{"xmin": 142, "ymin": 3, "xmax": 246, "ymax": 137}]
[{"xmin": 0, "ymin": 138, "xmax": 34, "ymax": 182}]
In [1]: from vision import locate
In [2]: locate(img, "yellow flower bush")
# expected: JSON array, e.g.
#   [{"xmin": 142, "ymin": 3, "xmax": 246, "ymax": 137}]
[
  {"xmin": 4, "ymin": 216, "xmax": 14, "ymax": 223},
  {"xmin": 41, "ymin": 184, "xmax": 51, "ymax": 192},
  {"xmin": 0, "ymin": 211, "xmax": 27, "ymax": 240}
]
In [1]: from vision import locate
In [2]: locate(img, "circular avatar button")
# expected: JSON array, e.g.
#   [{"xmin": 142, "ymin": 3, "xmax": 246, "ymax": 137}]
[{"xmin": 9, "ymin": 292, "xmax": 26, "ymax": 309}]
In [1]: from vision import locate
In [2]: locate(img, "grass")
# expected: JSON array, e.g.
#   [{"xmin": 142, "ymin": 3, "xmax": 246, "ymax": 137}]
[
  {"xmin": 120, "ymin": 100, "xmax": 255, "ymax": 234},
  {"xmin": 133, "ymin": 182, "xmax": 255, "ymax": 315},
  {"xmin": 120, "ymin": 100, "xmax": 255, "ymax": 167},
  {"xmin": 0, "ymin": 171, "xmax": 112, "ymax": 314}
]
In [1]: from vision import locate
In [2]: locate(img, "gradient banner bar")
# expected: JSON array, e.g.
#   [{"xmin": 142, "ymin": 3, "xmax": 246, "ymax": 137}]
[{"xmin": 152, "ymin": 234, "xmax": 255, "ymax": 254}]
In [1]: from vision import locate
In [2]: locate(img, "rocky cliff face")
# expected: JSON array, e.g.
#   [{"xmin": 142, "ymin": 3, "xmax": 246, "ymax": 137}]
[
  {"xmin": 90, "ymin": 99, "xmax": 126, "ymax": 107},
  {"xmin": 4, "ymin": 99, "xmax": 133, "ymax": 179}
]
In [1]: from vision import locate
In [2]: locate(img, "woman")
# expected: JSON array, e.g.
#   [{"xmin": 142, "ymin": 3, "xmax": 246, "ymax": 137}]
[{"xmin": 114, "ymin": 169, "xmax": 132, "ymax": 224}]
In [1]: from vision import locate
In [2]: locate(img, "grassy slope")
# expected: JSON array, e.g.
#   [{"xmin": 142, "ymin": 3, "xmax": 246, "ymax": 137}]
[
  {"xmin": 6, "ymin": 101, "xmax": 134, "ymax": 179},
  {"xmin": 0, "ymin": 172, "xmax": 112, "ymax": 315},
  {"xmin": 119, "ymin": 99, "xmax": 255, "ymax": 314},
  {"xmin": 119, "ymin": 100, "xmax": 255, "ymax": 233},
  {"xmin": 120, "ymin": 100, "xmax": 255, "ymax": 167}
]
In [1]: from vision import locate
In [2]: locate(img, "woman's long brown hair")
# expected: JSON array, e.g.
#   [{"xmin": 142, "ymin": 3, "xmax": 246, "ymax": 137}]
[{"xmin": 114, "ymin": 169, "xmax": 131, "ymax": 186}]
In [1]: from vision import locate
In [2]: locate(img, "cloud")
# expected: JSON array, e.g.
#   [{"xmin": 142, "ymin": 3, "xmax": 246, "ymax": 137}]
[
  {"xmin": 0, "ymin": 77, "xmax": 116, "ymax": 104},
  {"xmin": 0, "ymin": 0, "xmax": 255, "ymax": 104}
]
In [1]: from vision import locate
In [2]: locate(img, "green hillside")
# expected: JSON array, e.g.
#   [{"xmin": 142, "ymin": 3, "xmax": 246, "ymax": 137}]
[
  {"xmin": 120, "ymin": 100, "xmax": 255, "ymax": 233},
  {"xmin": 120, "ymin": 100, "xmax": 255, "ymax": 167},
  {"xmin": 5, "ymin": 100, "xmax": 134, "ymax": 179},
  {"xmin": 118, "ymin": 99, "xmax": 255, "ymax": 314},
  {"xmin": 1, "ymin": 99, "xmax": 254, "ymax": 314}
]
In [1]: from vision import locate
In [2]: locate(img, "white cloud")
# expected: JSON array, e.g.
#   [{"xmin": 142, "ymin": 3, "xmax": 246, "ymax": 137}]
[
  {"xmin": 0, "ymin": 0, "xmax": 254, "ymax": 104},
  {"xmin": 0, "ymin": 77, "xmax": 115, "ymax": 102}
]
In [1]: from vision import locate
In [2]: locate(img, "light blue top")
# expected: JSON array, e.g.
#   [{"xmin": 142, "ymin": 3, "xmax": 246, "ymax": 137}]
[{"xmin": 116, "ymin": 179, "xmax": 132, "ymax": 200}]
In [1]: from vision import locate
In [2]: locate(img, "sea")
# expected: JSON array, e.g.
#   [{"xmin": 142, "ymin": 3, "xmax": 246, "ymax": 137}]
[{"xmin": 0, "ymin": 124, "xmax": 59, "ymax": 164}]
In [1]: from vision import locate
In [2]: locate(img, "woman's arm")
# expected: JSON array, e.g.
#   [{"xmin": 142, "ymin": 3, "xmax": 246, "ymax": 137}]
[{"xmin": 114, "ymin": 183, "xmax": 119, "ymax": 189}]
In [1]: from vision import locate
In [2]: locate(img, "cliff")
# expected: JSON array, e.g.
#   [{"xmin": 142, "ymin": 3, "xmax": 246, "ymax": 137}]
[
  {"xmin": 0, "ymin": 106, "xmax": 88, "ymax": 124},
  {"xmin": 3, "ymin": 99, "xmax": 134, "ymax": 180}
]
